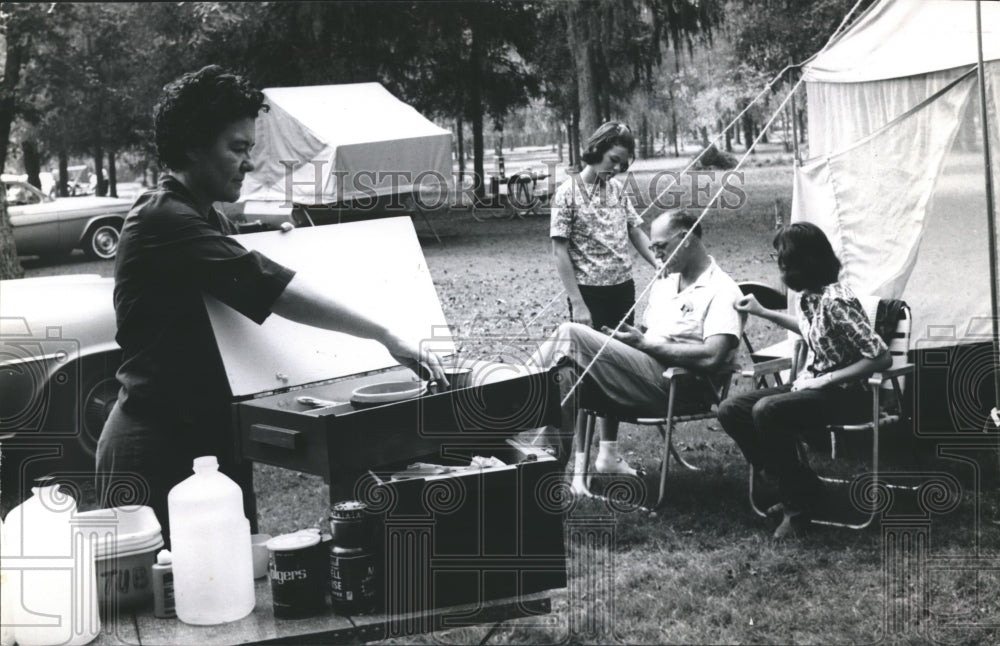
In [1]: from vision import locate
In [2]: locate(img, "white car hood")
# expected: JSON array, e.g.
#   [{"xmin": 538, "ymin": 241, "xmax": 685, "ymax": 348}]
[{"xmin": 45, "ymin": 196, "xmax": 133, "ymax": 212}]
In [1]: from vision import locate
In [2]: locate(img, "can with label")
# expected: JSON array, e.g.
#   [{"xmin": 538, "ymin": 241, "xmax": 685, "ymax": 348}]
[
  {"xmin": 267, "ymin": 531, "xmax": 327, "ymax": 619},
  {"xmin": 328, "ymin": 501, "xmax": 377, "ymax": 615}
]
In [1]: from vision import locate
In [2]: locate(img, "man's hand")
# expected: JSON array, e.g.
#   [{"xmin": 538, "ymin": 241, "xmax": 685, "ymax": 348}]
[
  {"xmin": 602, "ymin": 323, "xmax": 645, "ymax": 349},
  {"xmin": 384, "ymin": 334, "xmax": 449, "ymax": 389}
]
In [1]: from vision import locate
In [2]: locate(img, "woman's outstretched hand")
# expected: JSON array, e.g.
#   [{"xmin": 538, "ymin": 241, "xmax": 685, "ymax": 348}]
[
  {"xmin": 734, "ymin": 294, "xmax": 766, "ymax": 317},
  {"xmin": 385, "ymin": 334, "xmax": 449, "ymax": 390}
]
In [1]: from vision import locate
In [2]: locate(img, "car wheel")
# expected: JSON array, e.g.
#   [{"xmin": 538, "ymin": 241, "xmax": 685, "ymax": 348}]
[{"xmin": 82, "ymin": 222, "xmax": 121, "ymax": 260}]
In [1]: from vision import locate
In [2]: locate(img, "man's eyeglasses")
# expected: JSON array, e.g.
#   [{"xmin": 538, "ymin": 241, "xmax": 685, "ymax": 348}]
[
  {"xmin": 769, "ymin": 252, "xmax": 780, "ymax": 261},
  {"xmin": 649, "ymin": 230, "xmax": 688, "ymax": 253}
]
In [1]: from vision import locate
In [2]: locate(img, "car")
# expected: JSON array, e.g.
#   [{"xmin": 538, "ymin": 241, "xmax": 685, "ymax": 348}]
[
  {"xmin": 3, "ymin": 175, "xmax": 133, "ymax": 260},
  {"xmin": 0, "ymin": 275, "xmax": 120, "ymax": 508}
]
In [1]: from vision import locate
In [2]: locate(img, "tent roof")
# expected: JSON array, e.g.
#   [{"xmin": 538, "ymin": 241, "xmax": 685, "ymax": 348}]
[
  {"xmin": 261, "ymin": 82, "xmax": 450, "ymax": 146},
  {"xmin": 803, "ymin": 0, "xmax": 1000, "ymax": 83}
]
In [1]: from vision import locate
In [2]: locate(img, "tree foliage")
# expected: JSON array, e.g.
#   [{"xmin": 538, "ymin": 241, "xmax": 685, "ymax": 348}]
[
  {"xmin": 728, "ymin": 0, "xmax": 877, "ymax": 79},
  {"xmin": 0, "ymin": 0, "xmax": 877, "ymax": 274}
]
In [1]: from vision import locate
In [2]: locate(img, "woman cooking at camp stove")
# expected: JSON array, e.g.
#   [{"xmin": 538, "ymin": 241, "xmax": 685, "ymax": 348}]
[{"xmin": 96, "ymin": 65, "xmax": 447, "ymax": 541}]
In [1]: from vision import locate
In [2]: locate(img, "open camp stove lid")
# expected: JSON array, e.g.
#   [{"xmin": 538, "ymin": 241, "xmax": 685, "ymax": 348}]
[{"xmin": 204, "ymin": 216, "xmax": 455, "ymax": 399}]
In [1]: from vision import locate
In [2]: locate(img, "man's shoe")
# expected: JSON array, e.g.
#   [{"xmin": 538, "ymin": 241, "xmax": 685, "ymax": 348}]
[{"xmin": 766, "ymin": 502, "xmax": 784, "ymax": 518}]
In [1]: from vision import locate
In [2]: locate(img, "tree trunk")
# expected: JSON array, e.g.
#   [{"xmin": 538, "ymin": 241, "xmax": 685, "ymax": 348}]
[
  {"xmin": 108, "ymin": 150, "xmax": 118, "ymax": 198},
  {"xmin": 783, "ymin": 103, "xmax": 793, "ymax": 153},
  {"xmin": 456, "ymin": 117, "xmax": 465, "ymax": 184},
  {"xmin": 58, "ymin": 151, "xmax": 69, "ymax": 197},
  {"xmin": 639, "ymin": 115, "xmax": 649, "ymax": 159},
  {"xmin": 0, "ymin": 22, "xmax": 27, "ymax": 278},
  {"xmin": 667, "ymin": 87, "xmax": 679, "ymax": 157},
  {"xmin": 0, "ymin": 37, "xmax": 25, "ymax": 173},
  {"xmin": 469, "ymin": 21, "xmax": 486, "ymax": 203},
  {"xmin": 741, "ymin": 103, "xmax": 754, "ymax": 153},
  {"xmin": 724, "ymin": 123, "xmax": 732, "ymax": 153},
  {"xmin": 699, "ymin": 126, "xmax": 709, "ymax": 148},
  {"xmin": 556, "ymin": 121, "xmax": 563, "ymax": 162},
  {"xmin": 0, "ymin": 192, "xmax": 24, "ymax": 279},
  {"xmin": 565, "ymin": 121, "xmax": 573, "ymax": 168},
  {"xmin": 22, "ymin": 139, "xmax": 42, "ymax": 190},
  {"xmin": 565, "ymin": 2, "xmax": 599, "ymax": 142},
  {"xmin": 94, "ymin": 146, "xmax": 106, "ymax": 197}
]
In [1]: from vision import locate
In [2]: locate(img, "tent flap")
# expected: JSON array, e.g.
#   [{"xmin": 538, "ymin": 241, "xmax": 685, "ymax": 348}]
[{"xmin": 795, "ymin": 0, "xmax": 1000, "ymax": 350}]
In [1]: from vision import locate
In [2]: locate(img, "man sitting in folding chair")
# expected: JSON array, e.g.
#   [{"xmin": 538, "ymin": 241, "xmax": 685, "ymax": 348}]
[
  {"xmin": 718, "ymin": 222, "xmax": 891, "ymax": 539},
  {"xmin": 530, "ymin": 210, "xmax": 744, "ymax": 498}
]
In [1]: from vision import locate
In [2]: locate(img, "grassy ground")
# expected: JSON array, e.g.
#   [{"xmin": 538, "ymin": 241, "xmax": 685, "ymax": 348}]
[{"xmin": 18, "ymin": 148, "xmax": 1000, "ymax": 645}]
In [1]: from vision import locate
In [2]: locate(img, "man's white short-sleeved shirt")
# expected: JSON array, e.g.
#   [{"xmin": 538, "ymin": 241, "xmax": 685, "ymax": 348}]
[{"xmin": 643, "ymin": 257, "xmax": 743, "ymax": 359}]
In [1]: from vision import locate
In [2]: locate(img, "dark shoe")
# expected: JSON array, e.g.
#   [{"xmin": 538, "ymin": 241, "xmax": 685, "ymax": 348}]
[{"xmin": 766, "ymin": 502, "xmax": 784, "ymax": 518}]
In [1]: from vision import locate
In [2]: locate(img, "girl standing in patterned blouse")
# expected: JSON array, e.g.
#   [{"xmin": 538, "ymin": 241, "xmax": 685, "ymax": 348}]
[
  {"xmin": 550, "ymin": 121, "xmax": 659, "ymax": 330},
  {"xmin": 718, "ymin": 222, "xmax": 891, "ymax": 539},
  {"xmin": 549, "ymin": 122, "xmax": 660, "ymax": 478}
]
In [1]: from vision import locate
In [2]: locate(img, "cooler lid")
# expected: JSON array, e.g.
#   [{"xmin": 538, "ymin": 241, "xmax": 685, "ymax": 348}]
[{"xmin": 204, "ymin": 216, "xmax": 455, "ymax": 398}]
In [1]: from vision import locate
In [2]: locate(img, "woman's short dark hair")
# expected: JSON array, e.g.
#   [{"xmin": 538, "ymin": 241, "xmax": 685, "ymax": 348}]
[
  {"xmin": 154, "ymin": 65, "xmax": 268, "ymax": 170},
  {"xmin": 580, "ymin": 121, "xmax": 635, "ymax": 171},
  {"xmin": 773, "ymin": 222, "xmax": 842, "ymax": 291}
]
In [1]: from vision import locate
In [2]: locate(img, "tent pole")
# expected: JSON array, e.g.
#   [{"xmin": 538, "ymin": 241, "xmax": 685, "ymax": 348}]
[
  {"xmin": 789, "ymin": 58, "xmax": 801, "ymax": 164},
  {"xmin": 975, "ymin": 0, "xmax": 1000, "ymax": 430}
]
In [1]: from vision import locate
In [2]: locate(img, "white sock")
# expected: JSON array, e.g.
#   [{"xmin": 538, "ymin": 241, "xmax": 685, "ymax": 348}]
[
  {"xmin": 597, "ymin": 440, "xmax": 619, "ymax": 462},
  {"xmin": 573, "ymin": 452, "xmax": 587, "ymax": 476}
]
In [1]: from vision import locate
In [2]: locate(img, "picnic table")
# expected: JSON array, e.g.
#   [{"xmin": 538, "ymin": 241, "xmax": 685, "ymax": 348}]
[{"xmin": 92, "ymin": 579, "xmax": 556, "ymax": 645}]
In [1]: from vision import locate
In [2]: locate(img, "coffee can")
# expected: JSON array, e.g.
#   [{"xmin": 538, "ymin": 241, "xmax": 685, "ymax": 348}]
[
  {"xmin": 329, "ymin": 543, "xmax": 377, "ymax": 615},
  {"xmin": 267, "ymin": 532, "xmax": 328, "ymax": 619},
  {"xmin": 329, "ymin": 500, "xmax": 367, "ymax": 546}
]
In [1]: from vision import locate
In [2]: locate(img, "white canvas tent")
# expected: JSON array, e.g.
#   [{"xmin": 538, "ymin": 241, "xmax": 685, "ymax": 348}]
[
  {"xmin": 240, "ymin": 82, "xmax": 452, "ymax": 206},
  {"xmin": 792, "ymin": 0, "xmax": 1000, "ymax": 357}
]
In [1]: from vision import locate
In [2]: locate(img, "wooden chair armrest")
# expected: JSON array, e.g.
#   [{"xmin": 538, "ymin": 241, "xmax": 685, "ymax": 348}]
[
  {"xmin": 867, "ymin": 363, "xmax": 915, "ymax": 387},
  {"xmin": 742, "ymin": 357, "xmax": 793, "ymax": 379}
]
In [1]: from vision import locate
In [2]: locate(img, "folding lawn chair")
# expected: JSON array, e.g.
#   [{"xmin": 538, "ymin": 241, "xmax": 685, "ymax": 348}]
[{"xmin": 743, "ymin": 294, "xmax": 916, "ymax": 529}]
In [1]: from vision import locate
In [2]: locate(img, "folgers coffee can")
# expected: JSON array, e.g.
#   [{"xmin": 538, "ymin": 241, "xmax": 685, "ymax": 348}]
[
  {"xmin": 329, "ymin": 501, "xmax": 377, "ymax": 615},
  {"xmin": 266, "ymin": 531, "xmax": 328, "ymax": 619}
]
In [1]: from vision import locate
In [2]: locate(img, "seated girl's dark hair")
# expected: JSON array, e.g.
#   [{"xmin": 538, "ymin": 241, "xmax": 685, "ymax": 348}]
[
  {"xmin": 580, "ymin": 121, "xmax": 635, "ymax": 171},
  {"xmin": 154, "ymin": 65, "xmax": 268, "ymax": 170},
  {"xmin": 773, "ymin": 222, "xmax": 841, "ymax": 292}
]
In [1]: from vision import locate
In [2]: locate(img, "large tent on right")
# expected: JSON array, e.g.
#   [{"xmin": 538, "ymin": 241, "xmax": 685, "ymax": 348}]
[{"xmin": 792, "ymin": 0, "xmax": 1000, "ymax": 434}]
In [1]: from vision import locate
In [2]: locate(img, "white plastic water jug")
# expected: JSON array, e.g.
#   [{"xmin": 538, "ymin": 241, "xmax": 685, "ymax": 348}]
[
  {"xmin": 2, "ymin": 480, "xmax": 100, "ymax": 646},
  {"xmin": 1, "ymin": 515, "xmax": 15, "ymax": 646},
  {"xmin": 168, "ymin": 456, "xmax": 255, "ymax": 625}
]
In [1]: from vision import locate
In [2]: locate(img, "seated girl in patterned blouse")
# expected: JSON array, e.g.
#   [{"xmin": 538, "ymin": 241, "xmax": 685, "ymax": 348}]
[{"xmin": 717, "ymin": 222, "xmax": 891, "ymax": 539}]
